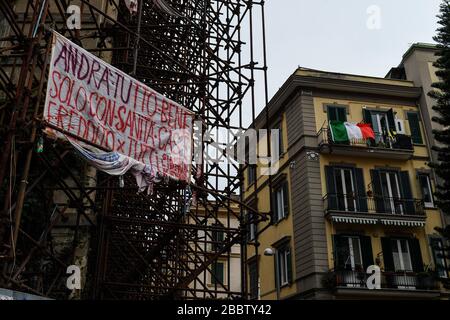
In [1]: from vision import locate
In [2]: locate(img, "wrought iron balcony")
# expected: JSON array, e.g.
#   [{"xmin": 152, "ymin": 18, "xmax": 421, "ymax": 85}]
[
  {"xmin": 317, "ymin": 126, "xmax": 414, "ymax": 160},
  {"xmin": 331, "ymin": 269, "xmax": 439, "ymax": 291},
  {"xmin": 323, "ymin": 193, "xmax": 426, "ymax": 227}
]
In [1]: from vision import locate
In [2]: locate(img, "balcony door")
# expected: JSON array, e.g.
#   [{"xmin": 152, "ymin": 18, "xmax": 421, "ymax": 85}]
[
  {"xmin": 391, "ymin": 239, "xmax": 415, "ymax": 289},
  {"xmin": 381, "ymin": 237, "xmax": 424, "ymax": 290},
  {"xmin": 334, "ymin": 235, "xmax": 374, "ymax": 288},
  {"xmin": 371, "ymin": 169, "xmax": 415, "ymax": 215},
  {"xmin": 325, "ymin": 166, "xmax": 368, "ymax": 213},
  {"xmin": 335, "ymin": 168, "xmax": 357, "ymax": 212},
  {"xmin": 380, "ymin": 171, "xmax": 403, "ymax": 214},
  {"xmin": 371, "ymin": 112, "xmax": 389, "ymax": 145}
]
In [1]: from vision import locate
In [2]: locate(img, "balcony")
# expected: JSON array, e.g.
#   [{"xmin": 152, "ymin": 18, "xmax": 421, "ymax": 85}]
[
  {"xmin": 328, "ymin": 269, "xmax": 440, "ymax": 297},
  {"xmin": 317, "ymin": 126, "xmax": 414, "ymax": 160},
  {"xmin": 323, "ymin": 193, "xmax": 426, "ymax": 227}
]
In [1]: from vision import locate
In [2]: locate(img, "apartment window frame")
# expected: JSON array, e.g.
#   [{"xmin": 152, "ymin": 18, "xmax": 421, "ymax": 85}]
[
  {"xmin": 418, "ymin": 173, "xmax": 434, "ymax": 208},
  {"xmin": 391, "ymin": 238, "xmax": 413, "ymax": 272},
  {"xmin": 406, "ymin": 111, "xmax": 423, "ymax": 145},
  {"xmin": 211, "ymin": 223, "xmax": 225, "ymax": 252},
  {"xmin": 274, "ymin": 120, "xmax": 284, "ymax": 158},
  {"xmin": 276, "ymin": 244, "xmax": 292, "ymax": 287},
  {"xmin": 247, "ymin": 165, "xmax": 256, "ymax": 187},
  {"xmin": 430, "ymin": 238, "xmax": 448, "ymax": 278},
  {"xmin": 210, "ymin": 260, "xmax": 226, "ymax": 286},
  {"xmin": 326, "ymin": 105, "xmax": 348, "ymax": 122},
  {"xmin": 272, "ymin": 179, "xmax": 289, "ymax": 223}
]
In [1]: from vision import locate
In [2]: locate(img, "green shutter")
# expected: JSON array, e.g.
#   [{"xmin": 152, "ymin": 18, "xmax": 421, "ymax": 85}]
[
  {"xmin": 325, "ymin": 166, "xmax": 338, "ymax": 211},
  {"xmin": 408, "ymin": 238, "xmax": 424, "ymax": 272},
  {"xmin": 360, "ymin": 236, "xmax": 374, "ymax": 269},
  {"xmin": 283, "ymin": 181, "xmax": 289, "ymax": 218},
  {"xmin": 399, "ymin": 171, "xmax": 415, "ymax": 215},
  {"xmin": 387, "ymin": 108, "xmax": 396, "ymax": 132},
  {"xmin": 354, "ymin": 168, "xmax": 368, "ymax": 212},
  {"xmin": 370, "ymin": 169, "xmax": 385, "ymax": 213},
  {"xmin": 327, "ymin": 106, "xmax": 347, "ymax": 122},
  {"xmin": 407, "ymin": 112, "xmax": 423, "ymax": 144},
  {"xmin": 212, "ymin": 262, "xmax": 224, "ymax": 284},
  {"xmin": 337, "ymin": 107, "xmax": 347, "ymax": 122},
  {"xmin": 286, "ymin": 247, "xmax": 293, "ymax": 283},
  {"xmin": 363, "ymin": 109, "xmax": 372, "ymax": 124},
  {"xmin": 271, "ymin": 189, "xmax": 277, "ymax": 224},
  {"xmin": 381, "ymin": 237, "xmax": 394, "ymax": 271}
]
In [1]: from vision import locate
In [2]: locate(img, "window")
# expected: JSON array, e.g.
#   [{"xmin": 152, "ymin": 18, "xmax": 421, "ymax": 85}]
[
  {"xmin": 211, "ymin": 224, "xmax": 224, "ymax": 251},
  {"xmin": 391, "ymin": 239, "xmax": 413, "ymax": 272},
  {"xmin": 248, "ymin": 261, "xmax": 259, "ymax": 299},
  {"xmin": 211, "ymin": 261, "xmax": 225, "ymax": 285},
  {"xmin": 248, "ymin": 165, "xmax": 256, "ymax": 186},
  {"xmin": 247, "ymin": 211, "xmax": 257, "ymax": 241},
  {"xmin": 334, "ymin": 235, "xmax": 373, "ymax": 272},
  {"xmin": 371, "ymin": 169, "xmax": 415, "ymax": 215},
  {"xmin": 325, "ymin": 166, "xmax": 367, "ymax": 213},
  {"xmin": 407, "ymin": 112, "xmax": 423, "ymax": 144},
  {"xmin": 430, "ymin": 238, "xmax": 448, "ymax": 278},
  {"xmin": 327, "ymin": 106, "xmax": 347, "ymax": 122},
  {"xmin": 363, "ymin": 108, "xmax": 397, "ymax": 147},
  {"xmin": 380, "ymin": 171, "xmax": 403, "ymax": 214},
  {"xmin": 418, "ymin": 173, "xmax": 434, "ymax": 208},
  {"xmin": 334, "ymin": 168, "xmax": 357, "ymax": 212},
  {"xmin": 273, "ymin": 181, "xmax": 289, "ymax": 222},
  {"xmin": 276, "ymin": 122, "xmax": 284, "ymax": 157},
  {"xmin": 276, "ymin": 245, "xmax": 292, "ymax": 286}
]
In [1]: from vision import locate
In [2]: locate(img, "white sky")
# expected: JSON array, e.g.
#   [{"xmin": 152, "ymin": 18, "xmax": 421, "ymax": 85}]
[{"xmin": 263, "ymin": 0, "xmax": 442, "ymax": 100}]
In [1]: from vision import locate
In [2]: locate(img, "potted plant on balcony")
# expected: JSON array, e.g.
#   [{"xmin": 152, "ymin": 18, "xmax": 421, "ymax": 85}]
[{"xmin": 417, "ymin": 266, "xmax": 436, "ymax": 290}]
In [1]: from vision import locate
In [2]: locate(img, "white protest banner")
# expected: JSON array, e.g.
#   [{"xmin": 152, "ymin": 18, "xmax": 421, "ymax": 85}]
[{"xmin": 43, "ymin": 32, "xmax": 194, "ymax": 182}]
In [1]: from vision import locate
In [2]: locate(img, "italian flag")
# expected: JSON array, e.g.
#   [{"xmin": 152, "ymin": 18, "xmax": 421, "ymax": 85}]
[{"xmin": 329, "ymin": 121, "xmax": 375, "ymax": 142}]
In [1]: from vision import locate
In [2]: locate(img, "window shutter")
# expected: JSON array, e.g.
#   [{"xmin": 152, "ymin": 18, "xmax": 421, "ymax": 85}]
[
  {"xmin": 286, "ymin": 247, "xmax": 293, "ymax": 283},
  {"xmin": 283, "ymin": 182, "xmax": 289, "ymax": 218},
  {"xmin": 370, "ymin": 169, "xmax": 385, "ymax": 213},
  {"xmin": 271, "ymin": 190, "xmax": 277, "ymax": 224},
  {"xmin": 337, "ymin": 107, "xmax": 347, "ymax": 122},
  {"xmin": 325, "ymin": 166, "xmax": 338, "ymax": 211},
  {"xmin": 409, "ymin": 238, "xmax": 424, "ymax": 272},
  {"xmin": 278, "ymin": 124, "xmax": 284, "ymax": 155},
  {"xmin": 399, "ymin": 171, "xmax": 415, "ymax": 215},
  {"xmin": 381, "ymin": 237, "xmax": 394, "ymax": 271},
  {"xmin": 387, "ymin": 108, "xmax": 396, "ymax": 132},
  {"xmin": 360, "ymin": 236, "xmax": 374, "ymax": 269},
  {"xmin": 333, "ymin": 235, "xmax": 349, "ymax": 270},
  {"xmin": 363, "ymin": 109, "xmax": 372, "ymax": 124},
  {"xmin": 407, "ymin": 112, "xmax": 423, "ymax": 144},
  {"xmin": 354, "ymin": 168, "xmax": 368, "ymax": 212}
]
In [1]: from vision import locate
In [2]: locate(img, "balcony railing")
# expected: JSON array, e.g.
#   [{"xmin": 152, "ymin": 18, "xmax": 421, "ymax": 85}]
[
  {"xmin": 333, "ymin": 269, "xmax": 439, "ymax": 291},
  {"xmin": 318, "ymin": 126, "xmax": 414, "ymax": 151},
  {"xmin": 323, "ymin": 193, "xmax": 425, "ymax": 216}
]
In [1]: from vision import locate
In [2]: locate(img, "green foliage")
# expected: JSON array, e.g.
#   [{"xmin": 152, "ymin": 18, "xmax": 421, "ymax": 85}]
[
  {"xmin": 428, "ymin": 0, "xmax": 450, "ymax": 288},
  {"xmin": 429, "ymin": 0, "xmax": 450, "ymax": 214}
]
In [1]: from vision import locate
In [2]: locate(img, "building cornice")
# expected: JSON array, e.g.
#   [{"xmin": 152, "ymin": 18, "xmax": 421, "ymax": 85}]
[{"xmin": 253, "ymin": 71, "xmax": 422, "ymax": 129}]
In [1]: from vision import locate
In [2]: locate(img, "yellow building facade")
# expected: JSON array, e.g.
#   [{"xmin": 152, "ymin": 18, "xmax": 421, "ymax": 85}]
[{"xmin": 244, "ymin": 68, "xmax": 449, "ymax": 300}]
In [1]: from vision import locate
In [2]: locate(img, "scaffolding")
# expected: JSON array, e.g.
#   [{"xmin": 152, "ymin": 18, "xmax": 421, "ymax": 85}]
[{"xmin": 0, "ymin": 0, "xmax": 268, "ymax": 299}]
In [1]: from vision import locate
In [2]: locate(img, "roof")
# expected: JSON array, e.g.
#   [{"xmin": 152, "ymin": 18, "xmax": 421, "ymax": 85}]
[
  {"xmin": 402, "ymin": 42, "xmax": 439, "ymax": 61},
  {"xmin": 251, "ymin": 67, "xmax": 421, "ymax": 129}
]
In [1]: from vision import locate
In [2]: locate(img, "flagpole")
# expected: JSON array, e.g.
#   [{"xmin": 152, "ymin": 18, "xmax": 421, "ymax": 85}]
[{"xmin": 132, "ymin": 0, "xmax": 143, "ymax": 76}]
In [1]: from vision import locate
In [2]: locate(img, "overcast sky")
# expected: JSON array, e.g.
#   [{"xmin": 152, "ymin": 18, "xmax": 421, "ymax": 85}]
[{"xmin": 262, "ymin": 0, "xmax": 442, "ymax": 99}]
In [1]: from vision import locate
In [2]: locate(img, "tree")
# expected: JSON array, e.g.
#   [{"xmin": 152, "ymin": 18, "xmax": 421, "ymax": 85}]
[{"xmin": 429, "ymin": 0, "xmax": 450, "ymax": 286}]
